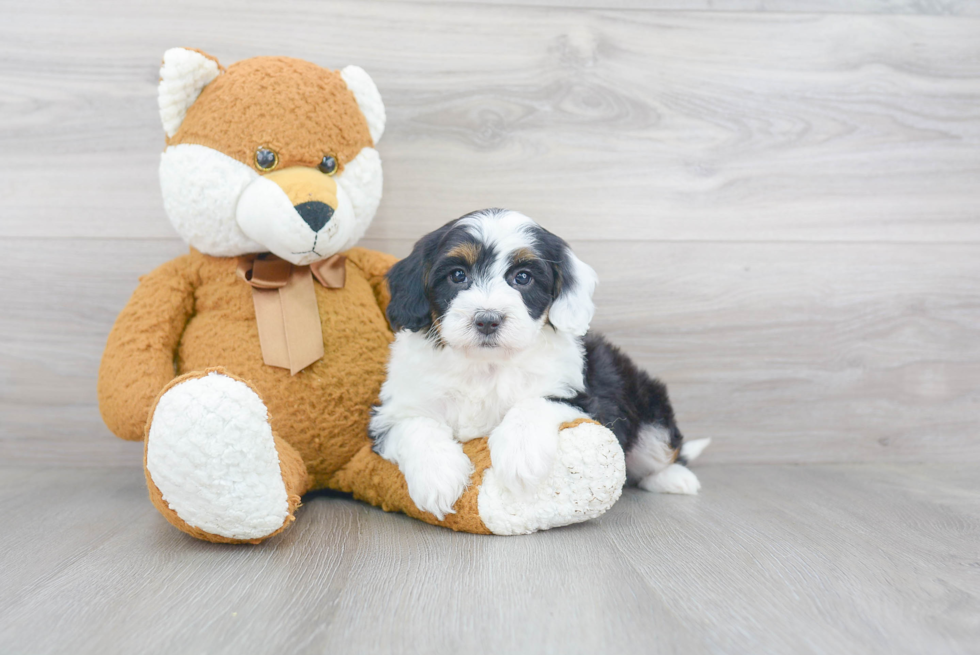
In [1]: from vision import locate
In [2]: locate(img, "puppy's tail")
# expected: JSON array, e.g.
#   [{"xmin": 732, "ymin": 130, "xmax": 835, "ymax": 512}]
[{"xmin": 680, "ymin": 438, "xmax": 711, "ymax": 463}]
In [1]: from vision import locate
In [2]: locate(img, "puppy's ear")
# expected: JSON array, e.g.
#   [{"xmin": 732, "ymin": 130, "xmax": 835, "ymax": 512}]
[
  {"xmin": 549, "ymin": 244, "xmax": 598, "ymax": 337},
  {"xmin": 386, "ymin": 245, "xmax": 430, "ymax": 332},
  {"xmin": 386, "ymin": 223, "xmax": 455, "ymax": 332}
]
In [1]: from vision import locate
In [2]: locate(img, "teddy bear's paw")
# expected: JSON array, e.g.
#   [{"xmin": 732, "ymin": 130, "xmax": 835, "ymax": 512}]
[
  {"xmin": 146, "ymin": 372, "xmax": 291, "ymax": 540},
  {"xmin": 477, "ymin": 420, "xmax": 626, "ymax": 535}
]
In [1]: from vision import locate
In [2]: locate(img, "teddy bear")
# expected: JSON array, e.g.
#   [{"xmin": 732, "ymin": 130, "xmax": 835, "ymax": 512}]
[{"xmin": 97, "ymin": 48, "xmax": 626, "ymax": 544}]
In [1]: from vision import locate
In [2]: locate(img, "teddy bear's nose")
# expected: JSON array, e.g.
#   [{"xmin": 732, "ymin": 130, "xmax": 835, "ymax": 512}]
[{"xmin": 294, "ymin": 201, "xmax": 334, "ymax": 232}]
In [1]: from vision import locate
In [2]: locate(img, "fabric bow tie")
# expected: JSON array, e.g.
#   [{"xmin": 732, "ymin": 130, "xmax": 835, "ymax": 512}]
[{"xmin": 237, "ymin": 253, "xmax": 347, "ymax": 375}]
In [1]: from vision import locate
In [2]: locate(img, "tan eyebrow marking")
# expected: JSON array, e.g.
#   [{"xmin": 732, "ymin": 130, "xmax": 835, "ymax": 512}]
[
  {"xmin": 511, "ymin": 247, "xmax": 538, "ymax": 265},
  {"xmin": 446, "ymin": 242, "xmax": 481, "ymax": 265}
]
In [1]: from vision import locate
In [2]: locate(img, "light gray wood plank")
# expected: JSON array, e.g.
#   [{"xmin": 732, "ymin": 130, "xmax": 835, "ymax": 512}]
[
  {"xmin": 1, "ymin": 3, "xmax": 978, "ymax": 242},
  {"xmin": 1, "ymin": 237, "xmax": 978, "ymax": 465},
  {"xmin": 604, "ymin": 464, "xmax": 980, "ymax": 654},
  {"xmin": 424, "ymin": 0, "xmax": 980, "ymax": 15},
  {"xmin": 588, "ymin": 239, "xmax": 980, "ymax": 464},
  {"xmin": 1, "ymin": 464, "xmax": 978, "ymax": 654}
]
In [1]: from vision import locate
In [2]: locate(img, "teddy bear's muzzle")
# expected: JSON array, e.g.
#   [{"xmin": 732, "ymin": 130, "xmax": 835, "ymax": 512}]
[
  {"xmin": 235, "ymin": 164, "xmax": 356, "ymax": 266},
  {"xmin": 262, "ymin": 166, "xmax": 339, "ymax": 221}
]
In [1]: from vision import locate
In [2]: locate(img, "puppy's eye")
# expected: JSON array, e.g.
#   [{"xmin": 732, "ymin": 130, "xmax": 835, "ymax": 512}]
[
  {"xmin": 449, "ymin": 269, "xmax": 467, "ymax": 284},
  {"xmin": 514, "ymin": 271, "xmax": 532, "ymax": 286},
  {"xmin": 255, "ymin": 147, "xmax": 278, "ymax": 171},
  {"xmin": 318, "ymin": 155, "xmax": 338, "ymax": 175}
]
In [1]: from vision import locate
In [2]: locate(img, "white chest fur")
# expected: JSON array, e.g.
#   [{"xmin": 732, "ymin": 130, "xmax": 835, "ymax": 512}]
[{"xmin": 376, "ymin": 329, "xmax": 586, "ymax": 440}]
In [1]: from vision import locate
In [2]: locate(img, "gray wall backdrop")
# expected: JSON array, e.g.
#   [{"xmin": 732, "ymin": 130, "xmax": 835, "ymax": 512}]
[{"xmin": 2, "ymin": 0, "xmax": 978, "ymax": 468}]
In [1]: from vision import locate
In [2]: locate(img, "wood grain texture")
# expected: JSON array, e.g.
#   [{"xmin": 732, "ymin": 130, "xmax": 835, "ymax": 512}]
[
  {"xmin": 423, "ymin": 0, "xmax": 980, "ymax": 15},
  {"xmin": 2, "ymin": 237, "xmax": 977, "ymax": 466},
  {"xmin": 1, "ymin": 464, "xmax": 978, "ymax": 654},
  {"xmin": 1, "ymin": 0, "xmax": 978, "ymax": 466},
  {"xmin": 0, "ymin": 2, "xmax": 979, "ymax": 242},
  {"xmin": 1, "ymin": 5, "xmax": 977, "ymax": 652}
]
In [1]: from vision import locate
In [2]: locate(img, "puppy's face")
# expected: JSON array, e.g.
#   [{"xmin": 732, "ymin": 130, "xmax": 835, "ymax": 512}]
[{"xmin": 387, "ymin": 209, "xmax": 597, "ymax": 354}]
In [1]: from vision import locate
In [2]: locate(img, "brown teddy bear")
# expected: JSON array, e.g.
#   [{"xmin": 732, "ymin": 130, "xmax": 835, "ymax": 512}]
[{"xmin": 97, "ymin": 48, "xmax": 626, "ymax": 544}]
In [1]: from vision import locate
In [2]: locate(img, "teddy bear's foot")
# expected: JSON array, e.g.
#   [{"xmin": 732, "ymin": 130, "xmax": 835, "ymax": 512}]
[
  {"xmin": 144, "ymin": 370, "xmax": 308, "ymax": 543},
  {"xmin": 476, "ymin": 419, "xmax": 626, "ymax": 535}
]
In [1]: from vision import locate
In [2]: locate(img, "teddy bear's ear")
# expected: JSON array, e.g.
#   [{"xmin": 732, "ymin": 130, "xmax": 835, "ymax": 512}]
[
  {"xmin": 341, "ymin": 65, "xmax": 386, "ymax": 144},
  {"xmin": 158, "ymin": 48, "xmax": 222, "ymax": 138}
]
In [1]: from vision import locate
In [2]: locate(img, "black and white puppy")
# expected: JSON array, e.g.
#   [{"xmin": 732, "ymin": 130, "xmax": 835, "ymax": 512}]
[{"xmin": 370, "ymin": 209, "xmax": 708, "ymax": 519}]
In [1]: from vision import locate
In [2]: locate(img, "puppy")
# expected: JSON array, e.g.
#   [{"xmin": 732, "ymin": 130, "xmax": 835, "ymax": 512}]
[{"xmin": 370, "ymin": 209, "xmax": 708, "ymax": 519}]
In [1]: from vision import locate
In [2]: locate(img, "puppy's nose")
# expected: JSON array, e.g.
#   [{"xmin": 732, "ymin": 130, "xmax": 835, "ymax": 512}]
[
  {"xmin": 474, "ymin": 311, "xmax": 504, "ymax": 336},
  {"xmin": 294, "ymin": 201, "xmax": 334, "ymax": 232}
]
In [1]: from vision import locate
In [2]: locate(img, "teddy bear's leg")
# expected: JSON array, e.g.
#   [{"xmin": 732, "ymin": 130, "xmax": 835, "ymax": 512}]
[
  {"xmin": 144, "ymin": 369, "xmax": 310, "ymax": 544},
  {"xmin": 477, "ymin": 418, "xmax": 626, "ymax": 535},
  {"xmin": 328, "ymin": 418, "xmax": 626, "ymax": 535}
]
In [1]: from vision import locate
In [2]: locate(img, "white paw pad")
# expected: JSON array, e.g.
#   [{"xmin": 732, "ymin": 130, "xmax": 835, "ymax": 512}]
[
  {"xmin": 489, "ymin": 417, "xmax": 558, "ymax": 498},
  {"xmin": 640, "ymin": 463, "xmax": 701, "ymax": 495},
  {"xmin": 146, "ymin": 372, "xmax": 289, "ymax": 540},
  {"xmin": 403, "ymin": 443, "xmax": 473, "ymax": 521},
  {"xmin": 478, "ymin": 422, "xmax": 626, "ymax": 535}
]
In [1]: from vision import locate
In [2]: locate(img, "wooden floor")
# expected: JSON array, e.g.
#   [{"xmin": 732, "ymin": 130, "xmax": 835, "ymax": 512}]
[{"xmin": 1, "ymin": 463, "xmax": 978, "ymax": 654}]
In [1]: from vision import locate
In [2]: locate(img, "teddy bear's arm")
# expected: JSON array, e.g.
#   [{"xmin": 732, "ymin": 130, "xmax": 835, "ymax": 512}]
[
  {"xmin": 97, "ymin": 254, "xmax": 198, "ymax": 441},
  {"xmin": 345, "ymin": 246, "xmax": 399, "ymax": 314}
]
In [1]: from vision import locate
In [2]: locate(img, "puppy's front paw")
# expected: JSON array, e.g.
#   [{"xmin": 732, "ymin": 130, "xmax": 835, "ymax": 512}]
[
  {"xmin": 402, "ymin": 442, "xmax": 474, "ymax": 520},
  {"xmin": 489, "ymin": 411, "xmax": 559, "ymax": 498}
]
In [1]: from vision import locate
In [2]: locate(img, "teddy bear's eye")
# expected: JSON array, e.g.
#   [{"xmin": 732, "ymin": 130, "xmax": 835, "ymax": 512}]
[
  {"xmin": 318, "ymin": 155, "xmax": 338, "ymax": 176},
  {"xmin": 255, "ymin": 147, "xmax": 278, "ymax": 171}
]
